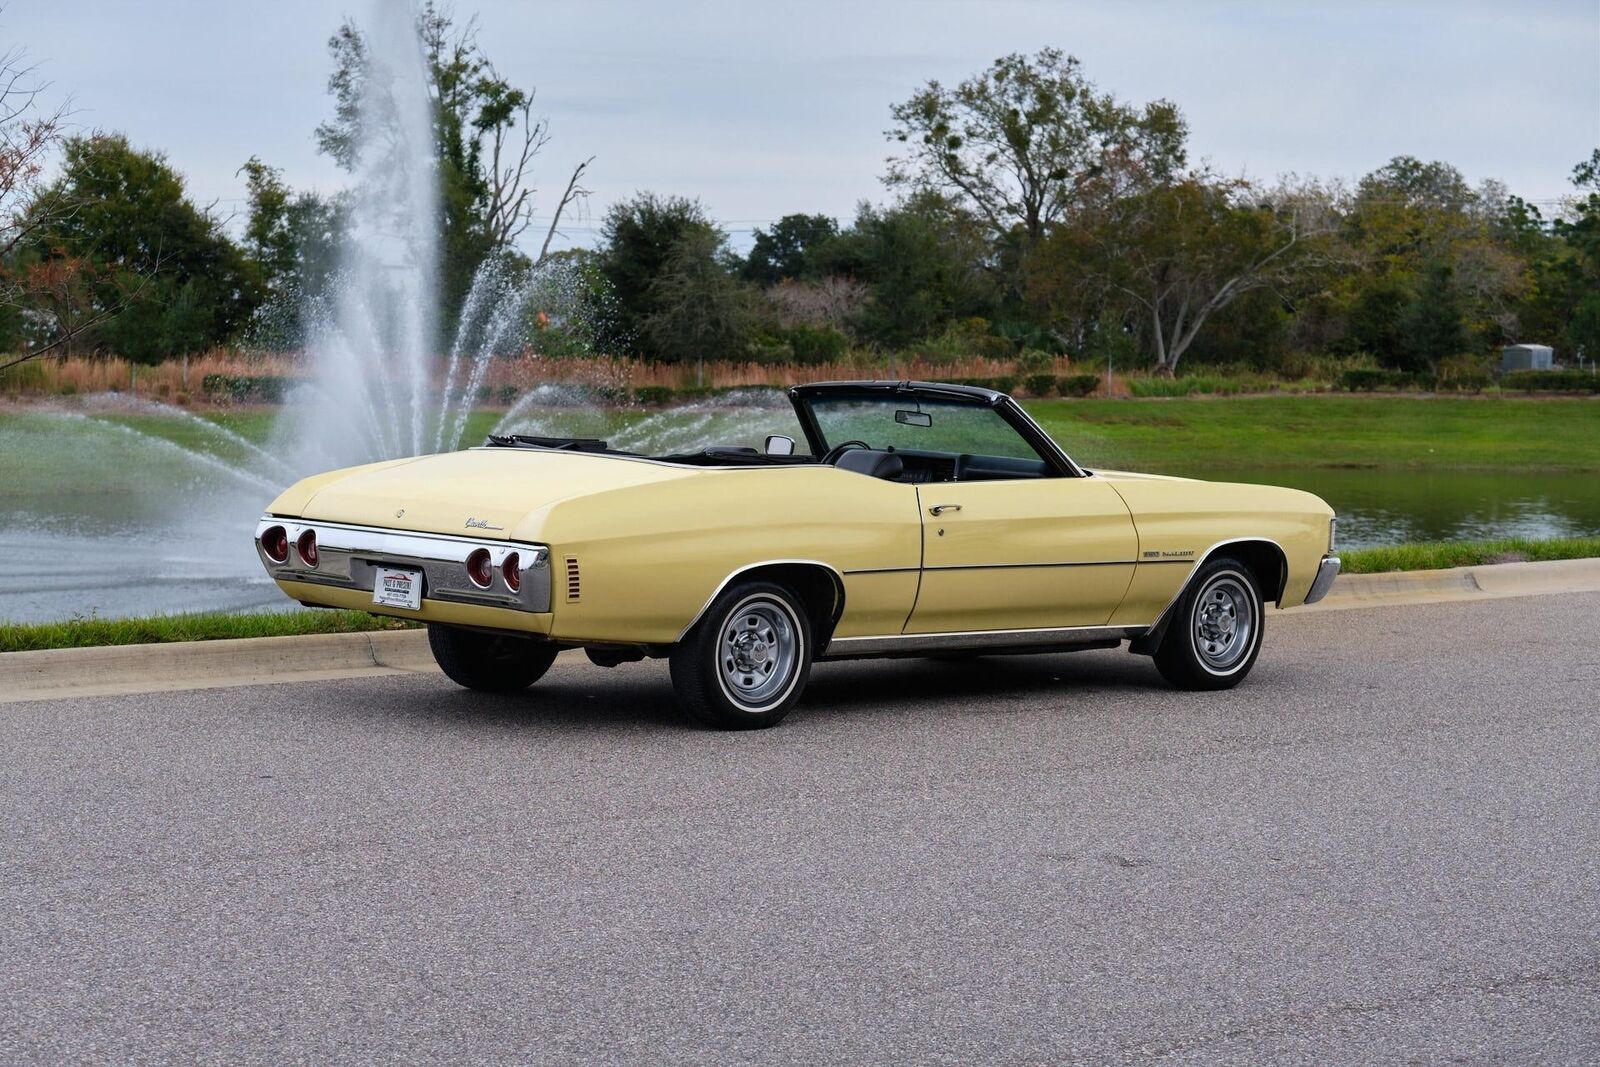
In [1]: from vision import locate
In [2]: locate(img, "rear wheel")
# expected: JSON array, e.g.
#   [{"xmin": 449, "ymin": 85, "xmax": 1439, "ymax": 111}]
[
  {"xmin": 670, "ymin": 580, "xmax": 813, "ymax": 729},
  {"xmin": 428, "ymin": 624, "xmax": 559, "ymax": 693},
  {"xmin": 1153, "ymin": 558, "xmax": 1264, "ymax": 691}
]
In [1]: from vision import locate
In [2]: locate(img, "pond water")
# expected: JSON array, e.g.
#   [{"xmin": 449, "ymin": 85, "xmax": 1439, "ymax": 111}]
[
  {"xmin": 2, "ymin": 405, "xmax": 1597, "ymax": 624},
  {"xmin": 1151, "ymin": 465, "xmax": 1600, "ymax": 548}
]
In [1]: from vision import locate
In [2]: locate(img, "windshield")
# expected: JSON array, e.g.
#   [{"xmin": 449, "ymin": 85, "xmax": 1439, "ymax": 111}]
[{"xmin": 805, "ymin": 395, "xmax": 1047, "ymax": 463}]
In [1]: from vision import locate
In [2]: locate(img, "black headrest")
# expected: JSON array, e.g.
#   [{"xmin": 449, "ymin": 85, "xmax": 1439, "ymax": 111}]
[{"xmin": 835, "ymin": 448, "xmax": 904, "ymax": 480}]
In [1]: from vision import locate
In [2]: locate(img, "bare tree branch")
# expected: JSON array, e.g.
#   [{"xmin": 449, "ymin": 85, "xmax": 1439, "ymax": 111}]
[{"xmin": 535, "ymin": 155, "xmax": 593, "ymax": 266}]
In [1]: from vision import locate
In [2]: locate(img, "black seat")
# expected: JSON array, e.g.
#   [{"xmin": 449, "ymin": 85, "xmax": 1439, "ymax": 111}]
[{"xmin": 835, "ymin": 448, "xmax": 904, "ymax": 481}]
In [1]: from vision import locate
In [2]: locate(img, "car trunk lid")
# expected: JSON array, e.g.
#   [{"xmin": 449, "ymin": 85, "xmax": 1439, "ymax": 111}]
[{"xmin": 299, "ymin": 447, "xmax": 696, "ymax": 539}]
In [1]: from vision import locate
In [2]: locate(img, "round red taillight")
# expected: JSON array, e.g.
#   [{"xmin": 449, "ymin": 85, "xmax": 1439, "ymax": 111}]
[
  {"xmin": 466, "ymin": 548, "xmax": 493, "ymax": 589},
  {"xmin": 296, "ymin": 528, "xmax": 319, "ymax": 568},
  {"xmin": 502, "ymin": 552, "xmax": 521, "ymax": 592},
  {"xmin": 260, "ymin": 525, "xmax": 289, "ymax": 564}
]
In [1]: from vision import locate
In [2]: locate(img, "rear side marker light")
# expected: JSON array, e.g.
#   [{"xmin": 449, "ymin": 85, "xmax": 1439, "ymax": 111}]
[
  {"xmin": 466, "ymin": 548, "xmax": 493, "ymax": 589},
  {"xmin": 296, "ymin": 529, "xmax": 319, "ymax": 568},
  {"xmin": 261, "ymin": 526, "xmax": 289, "ymax": 564},
  {"xmin": 502, "ymin": 552, "xmax": 521, "ymax": 592}
]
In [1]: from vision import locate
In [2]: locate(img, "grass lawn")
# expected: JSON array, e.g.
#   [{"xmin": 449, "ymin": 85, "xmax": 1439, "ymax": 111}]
[
  {"xmin": 0, "ymin": 609, "xmax": 419, "ymax": 654},
  {"xmin": 1025, "ymin": 395, "xmax": 1600, "ymax": 472},
  {"xmin": 1338, "ymin": 536, "xmax": 1600, "ymax": 574}
]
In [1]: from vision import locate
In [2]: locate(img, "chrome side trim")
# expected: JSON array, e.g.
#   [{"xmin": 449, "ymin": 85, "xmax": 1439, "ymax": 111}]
[
  {"xmin": 674, "ymin": 558, "xmax": 847, "ymax": 642},
  {"xmin": 1303, "ymin": 555, "xmax": 1341, "ymax": 605},
  {"xmin": 255, "ymin": 516, "xmax": 552, "ymax": 613},
  {"xmin": 822, "ymin": 624, "xmax": 1144, "ymax": 660}
]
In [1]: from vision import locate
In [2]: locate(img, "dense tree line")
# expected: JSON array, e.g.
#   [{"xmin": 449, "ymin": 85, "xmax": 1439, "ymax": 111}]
[{"xmin": 2, "ymin": 34, "xmax": 1595, "ymax": 376}]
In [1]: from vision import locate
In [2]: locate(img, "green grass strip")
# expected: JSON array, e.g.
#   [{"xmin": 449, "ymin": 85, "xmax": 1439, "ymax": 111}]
[
  {"xmin": 0, "ymin": 609, "xmax": 419, "ymax": 654},
  {"xmin": 1340, "ymin": 537, "xmax": 1600, "ymax": 575}
]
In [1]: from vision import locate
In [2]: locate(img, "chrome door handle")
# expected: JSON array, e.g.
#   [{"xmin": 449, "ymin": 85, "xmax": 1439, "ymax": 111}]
[{"xmin": 928, "ymin": 504, "xmax": 962, "ymax": 516}]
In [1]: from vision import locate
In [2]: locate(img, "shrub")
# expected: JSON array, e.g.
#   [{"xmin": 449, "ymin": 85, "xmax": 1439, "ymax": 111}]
[
  {"xmin": 1436, "ymin": 372, "xmax": 1492, "ymax": 393},
  {"xmin": 744, "ymin": 337, "xmax": 794, "ymax": 365},
  {"xmin": 1502, "ymin": 370, "xmax": 1600, "ymax": 393},
  {"xmin": 475, "ymin": 384, "xmax": 519, "ymax": 405},
  {"xmin": 200, "ymin": 373, "xmax": 292, "ymax": 403},
  {"xmin": 1129, "ymin": 377, "xmax": 1198, "ymax": 398},
  {"xmin": 1057, "ymin": 374, "xmax": 1100, "ymax": 398},
  {"xmin": 917, "ymin": 317, "xmax": 1015, "ymax": 362},
  {"xmin": 987, "ymin": 375, "xmax": 1018, "ymax": 394},
  {"xmin": 1338, "ymin": 368, "xmax": 1434, "ymax": 392},
  {"xmin": 1016, "ymin": 348, "xmax": 1055, "ymax": 375},
  {"xmin": 783, "ymin": 325, "xmax": 849, "ymax": 365},
  {"xmin": 633, "ymin": 385, "xmax": 674, "ymax": 405},
  {"xmin": 1022, "ymin": 373, "xmax": 1056, "ymax": 397}
]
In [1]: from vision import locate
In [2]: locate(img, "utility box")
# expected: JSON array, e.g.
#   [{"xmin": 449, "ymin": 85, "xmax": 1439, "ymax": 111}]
[{"xmin": 1501, "ymin": 343, "xmax": 1553, "ymax": 371}]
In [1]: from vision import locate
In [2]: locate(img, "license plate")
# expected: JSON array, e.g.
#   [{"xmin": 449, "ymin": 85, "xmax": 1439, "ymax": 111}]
[{"xmin": 373, "ymin": 566, "xmax": 423, "ymax": 610}]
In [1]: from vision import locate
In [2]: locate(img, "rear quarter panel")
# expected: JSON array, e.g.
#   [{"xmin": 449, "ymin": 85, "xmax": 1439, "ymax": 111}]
[{"xmin": 522, "ymin": 465, "xmax": 923, "ymax": 644}]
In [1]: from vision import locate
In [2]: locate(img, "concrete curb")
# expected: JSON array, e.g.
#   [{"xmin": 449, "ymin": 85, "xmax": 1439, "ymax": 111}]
[
  {"xmin": 0, "ymin": 629, "xmax": 436, "ymax": 704},
  {"xmin": 4, "ymin": 557, "xmax": 1599, "ymax": 703}
]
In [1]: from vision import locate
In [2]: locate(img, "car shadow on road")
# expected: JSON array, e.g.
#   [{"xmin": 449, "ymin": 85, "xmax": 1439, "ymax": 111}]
[
  {"xmin": 801, "ymin": 650, "xmax": 1165, "ymax": 715},
  {"xmin": 354, "ymin": 648, "xmax": 1167, "ymax": 734}
]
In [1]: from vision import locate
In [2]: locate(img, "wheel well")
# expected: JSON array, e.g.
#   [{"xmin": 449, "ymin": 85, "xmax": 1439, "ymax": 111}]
[
  {"xmin": 688, "ymin": 562, "xmax": 845, "ymax": 645},
  {"xmin": 1129, "ymin": 538, "xmax": 1288, "ymax": 657},
  {"xmin": 1215, "ymin": 540, "xmax": 1289, "ymax": 606},
  {"xmin": 746, "ymin": 563, "xmax": 845, "ymax": 643}
]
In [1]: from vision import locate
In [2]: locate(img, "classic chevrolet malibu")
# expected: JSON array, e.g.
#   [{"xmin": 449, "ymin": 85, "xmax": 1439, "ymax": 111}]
[{"xmin": 255, "ymin": 380, "xmax": 1339, "ymax": 728}]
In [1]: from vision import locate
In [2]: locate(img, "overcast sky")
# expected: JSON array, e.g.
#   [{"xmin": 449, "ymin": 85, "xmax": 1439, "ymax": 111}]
[{"xmin": 6, "ymin": 1, "xmax": 1598, "ymax": 253}]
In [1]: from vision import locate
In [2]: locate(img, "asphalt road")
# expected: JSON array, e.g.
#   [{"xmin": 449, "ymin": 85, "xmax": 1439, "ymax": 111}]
[{"xmin": 3, "ymin": 593, "xmax": 1599, "ymax": 1065}]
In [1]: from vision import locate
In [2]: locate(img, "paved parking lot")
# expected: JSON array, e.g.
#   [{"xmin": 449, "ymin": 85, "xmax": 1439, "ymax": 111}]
[{"xmin": 3, "ymin": 592, "xmax": 1598, "ymax": 1064}]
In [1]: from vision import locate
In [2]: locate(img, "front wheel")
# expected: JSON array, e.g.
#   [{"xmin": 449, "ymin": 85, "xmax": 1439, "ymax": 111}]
[
  {"xmin": 670, "ymin": 580, "xmax": 814, "ymax": 729},
  {"xmin": 428, "ymin": 624, "xmax": 559, "ymax": 693},
  {"xmin": 1153, "ymin": 558, "xmax": 1264, "ymax": 691}
]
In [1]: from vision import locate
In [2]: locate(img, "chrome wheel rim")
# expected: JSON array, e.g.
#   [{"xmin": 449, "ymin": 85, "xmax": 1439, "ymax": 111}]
[
  {"xmin": 1191, "ymin": 571, "xmax": 1255, "ymax": 673},
  {"xmin": 717, "ymin": 595, "xmax": 802, "ymax": 711}
]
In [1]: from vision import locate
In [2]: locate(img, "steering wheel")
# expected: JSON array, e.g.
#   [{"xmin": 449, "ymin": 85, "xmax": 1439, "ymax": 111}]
[{"xmin": 821, "ymin": 440, "xmax": 871, "ymax": 465}]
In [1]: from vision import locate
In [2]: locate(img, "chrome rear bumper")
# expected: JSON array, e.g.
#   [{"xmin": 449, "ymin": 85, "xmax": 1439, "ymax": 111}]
[
  {"xmin": 255, "ymin": 516, "xmax": 552, "ymax": 613},
  {"xmin": 1303, "ymin": 554, "xmax": 1341, "ymax": 605}
]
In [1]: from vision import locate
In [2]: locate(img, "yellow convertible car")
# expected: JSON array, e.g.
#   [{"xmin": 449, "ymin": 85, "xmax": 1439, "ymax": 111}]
[{"xmin": 255, "ymin": 381, "xmax": 1339, "ymax": 728}]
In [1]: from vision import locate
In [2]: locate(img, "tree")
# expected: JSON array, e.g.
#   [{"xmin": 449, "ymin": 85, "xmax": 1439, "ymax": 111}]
[
  {"xmin": 823, "ymin": 195, "xmax": 999, "ymax": 348},
  {"xmin": 25, "ymin": 134, "xmax": 257, "ymax": 362},
  {"xmin": 315, "ymin": 3, "xmax": 591, "ymax": 311},
  {"xmin": 596, "ymin": 192, "xmax": 719, "ymax": 355},
  {"xmin": 1339, "ymin": 156, "xmax": 1533, "ymax": 356},
  {"xmin": 644, "ymin": 228, "xmax": 764, "ymax": 367},
  {"xmin": 741, "ymin": 214, "xmax": 838, "ymax": 285},
  {"xmin": 237, "ymin": 157, "xmax": 347, "ymax": 347},
  {"xmin": 886, "ymin": 48, "xmax": 1186, "ymax": 262},
  {"xmin": 1396, "ymin": 263, "xmax": 1466, "ymax": 371},
  {"xmin": 1064, "ymin": 177, "xmax": 1336, "ymax": 375},
  {"xmin": 0, "ymin": 40, "xmax": 86, "ymax": 363},
  {"xmin": 1554, "ymin": 149, "xmax": 1600, "ymax": 359}
]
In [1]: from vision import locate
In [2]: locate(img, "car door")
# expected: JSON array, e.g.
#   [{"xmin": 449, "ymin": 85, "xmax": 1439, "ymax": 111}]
[{"xmin": 905, "ymin": 476, "xmax": 1139, "ymax": 633}]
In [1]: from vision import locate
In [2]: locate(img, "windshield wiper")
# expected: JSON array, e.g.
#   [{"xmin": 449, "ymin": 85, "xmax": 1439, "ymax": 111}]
[{"xmin": 485, "ymin": 434, "xmax": 614, "ymax": 453}]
